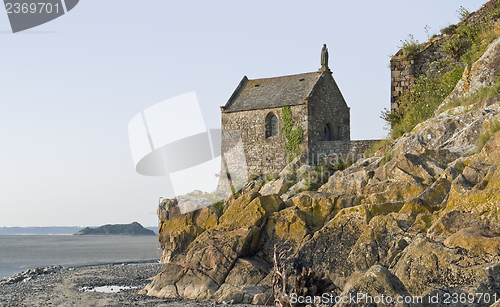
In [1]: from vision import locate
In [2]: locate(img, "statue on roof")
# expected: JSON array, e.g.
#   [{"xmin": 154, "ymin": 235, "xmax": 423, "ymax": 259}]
[
  {"xmin": 321, "ymin": 44, "xmax": 329, "ymax": 68},
  {"xmin": 319, "ymin": 44, "xmax": 331, "ymax": 73}
]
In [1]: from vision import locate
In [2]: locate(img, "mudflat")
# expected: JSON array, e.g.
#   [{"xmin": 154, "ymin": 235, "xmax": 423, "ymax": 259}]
[{"xmin": 0, "ymin": 263, "xmax": 256, "ymax": 307}]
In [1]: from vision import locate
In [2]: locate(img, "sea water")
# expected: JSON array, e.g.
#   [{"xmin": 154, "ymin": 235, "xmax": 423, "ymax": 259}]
[{"xmin": 0, "ymin": 235, "xmax": 160, "ymax": 279}]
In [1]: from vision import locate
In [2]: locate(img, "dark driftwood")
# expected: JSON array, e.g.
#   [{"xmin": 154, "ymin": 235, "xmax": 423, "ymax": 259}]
[{"xmin": 273, "ymin": 242, "xmax": 336, "ymax": 307}]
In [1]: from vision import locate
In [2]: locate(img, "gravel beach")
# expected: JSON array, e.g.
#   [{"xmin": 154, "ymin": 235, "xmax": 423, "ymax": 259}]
[{"xmin": 0, "ymin": 263, "xmax": 258, "ymax": 307}]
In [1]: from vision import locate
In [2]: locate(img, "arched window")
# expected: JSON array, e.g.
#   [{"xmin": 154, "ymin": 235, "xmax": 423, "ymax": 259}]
[
  {"xmin": 337, "ymin": 126, "xmax": 342, "ymax": 140},
  {"xmin": 324, "ymin": 123, "xmax": 332, "ymax": 141},
  {"xmin": 265, "ymin": 113, "xmax": 278, "ymax": 138}
]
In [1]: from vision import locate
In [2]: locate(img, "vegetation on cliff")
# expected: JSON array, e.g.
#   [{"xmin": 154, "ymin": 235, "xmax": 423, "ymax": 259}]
[{"xmin": 383, "ymin": 0, "xmax": 500, "ymax": 140}]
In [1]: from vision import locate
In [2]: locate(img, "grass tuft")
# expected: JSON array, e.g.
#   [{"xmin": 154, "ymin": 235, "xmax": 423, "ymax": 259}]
[{"xmin": 477, "ymin": 120, "xmax": 500, "ymax": 152}]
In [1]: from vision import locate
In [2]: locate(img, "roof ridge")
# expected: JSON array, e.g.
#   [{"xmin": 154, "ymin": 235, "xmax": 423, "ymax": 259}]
[{"xmin": 248, "ymin": 71, "xmax": 320, "ymax": 81}]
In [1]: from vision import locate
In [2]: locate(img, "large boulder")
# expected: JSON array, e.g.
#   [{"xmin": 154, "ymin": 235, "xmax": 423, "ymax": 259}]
[
  {"xmin": 444, "ymin": 227, "xmax": 500, "ymax": 256},
  {"xmin": 287, "ymin": 192, "xmax": 343, "ymax": 230},
  {"xmin": 259, "ymin": 177, "xmax": 295, "ymax": 197},
  {"xmin": 337, "ymin": 265, "xmax": 421, "ymax": 307},
  {"xmin": 347, "ymin": 215, "xmax": 406, "ymax": 271},
  {"xmin": 144, "ymin": 192, "xmax": 285, "ymax": 300},
  {"xmin": 293, "ymin": 201, "xmax": 405, "ymax": 289},
  {"xmin": 392, "ymin": 237, "xmax": 500, "ymax": 297},
  {"xmin": 259, "ymin": 206, "xmax": 310, "ymax": 263},
  {"xmin": 157, "ymin": 199, "xmax": 220, "ymax": 263}
]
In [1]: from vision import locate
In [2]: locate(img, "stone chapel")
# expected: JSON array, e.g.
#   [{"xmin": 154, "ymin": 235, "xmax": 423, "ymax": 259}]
[{"xmin": 220, "ymin": 45, "xmax": 371, "ymax": 176}]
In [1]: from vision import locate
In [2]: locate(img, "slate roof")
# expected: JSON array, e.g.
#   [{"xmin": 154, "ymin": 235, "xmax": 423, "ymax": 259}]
[{"xmin": 222, "ymin": 71, "xmax": 323, "ymax": 112}]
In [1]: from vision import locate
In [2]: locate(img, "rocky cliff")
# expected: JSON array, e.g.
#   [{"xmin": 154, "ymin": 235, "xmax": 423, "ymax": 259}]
[{"xmin": 141, "ymin": 10, "xmax": 500, "ymax": 307}]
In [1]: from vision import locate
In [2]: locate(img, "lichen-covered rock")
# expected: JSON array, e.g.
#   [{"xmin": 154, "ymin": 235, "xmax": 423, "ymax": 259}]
[
  {"xmin": 279, "ymin": 155, "xmax": 307, "ymax": 177},
  {"xmin": 337, "ymin": 265, "xmax": 420, "ymax": 307},
  {"xmin": 392, "ymin": 237, "xmax": 500, "ymax": 297},
  {"xmin": 176, "ymin": 269, "xmax": 220, "ymax": 299},
  {"xmin": 393, "ymin": 107, "xmax": 499, "ymax": 158},
  {"xmin": 158, "ymin": 199, "xmax": 220, "ymax": 263},
  {"xmin": 318, "ymin": 168, "xmax": 370, "ymax": 195},
  {"xmin": 219, "ymin": 194, "xmax": 285, "ymax": 230},
  {"xmin": 347, "ymin": 215, "xmax": 405, "ymax": 271},
  {"xmin": 145, "ymin": 192, "xmax": 285, "ymax": 300},
  {"xmin": 294, "ymin": 213, "xmax": 368, "ymax": 289},
  {"xmin": 139, "ymin": 263, "xmax": 185, "ymax": 298},
  {"xmin": 259, "ymin": 177, "xmax": 295, "ymax": 196},
  {"xmin": 144, "ymin": 227, "xmax": 261, "ymax": 299},
  {"xmin": 259, "ymin": 207, "xmax": 310, "ymax": 263},
  {"xmin": 444, "ymin": 227, "xmax": 500, "ymax": 256},
  {"xmin": 288, "ymin": 192, "xmax": 342, "ymax": 229},
  {"xmin": 433, "ymin": 189, "xmax": 500, "ymax": 236},
  {"xmin": 417, "ymin": 177, "xmax": 451, "ymax": 207},
  {"xmin": 333, "ymin": 202, "xmax": 406, "ymax": 224},
  {"xmin": 281, "ymin": 178, "xmax": 308, "ymax": 201},
  {"xmin": 146, "ymin": 24, "xmax": 500, "ymax": 304}
]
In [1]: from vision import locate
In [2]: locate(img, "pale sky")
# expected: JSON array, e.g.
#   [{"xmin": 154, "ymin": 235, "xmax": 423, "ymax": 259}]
[{"xmin": 0, "ymin": 0, "xmax": 487, "ymax": 227}]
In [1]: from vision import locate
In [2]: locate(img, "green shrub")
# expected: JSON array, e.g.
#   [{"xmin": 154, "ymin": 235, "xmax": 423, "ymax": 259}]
[
  {"xmin": 460, "ymin": 29, "xmax": 497, "ymax": 65},
  {"xmin": 458, "ymin": 6, "xmax": 471, "ymax": 22},
  {"xmin": 440, "ymin": 24, "xmax": 458, "ymax": 35},
  {"xmin": 476, "ymin": 120, "xmax": 500, "ymax": 152},
  {"xmin": 441, "ymin": 35, "xmax": 468, "ymax": 57},
  {"xmin": 399, "ymin": 34, "xmax": 420, "ymax": 58},
  {"xmin": 212, "ymin": 200, "xmax": 224, "ymax": 212},
  {"xmin": 383, "ymin": 64, "xmax": 464, "ymax": 139}
]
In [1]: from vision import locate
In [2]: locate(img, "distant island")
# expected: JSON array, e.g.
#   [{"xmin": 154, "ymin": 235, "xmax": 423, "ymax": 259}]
[{"xmin": 74, "ymin": 222, "xmax": 155, "ymax": 236}]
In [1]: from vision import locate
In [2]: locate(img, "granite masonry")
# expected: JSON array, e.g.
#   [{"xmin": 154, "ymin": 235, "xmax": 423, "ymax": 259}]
[{"xmin": 220, "ymin": 45, "xmax": 379, "ymax": 176}]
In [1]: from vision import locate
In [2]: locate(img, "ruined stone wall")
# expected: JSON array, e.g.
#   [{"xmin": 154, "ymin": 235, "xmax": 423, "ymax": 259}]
[
  {"xmin": 390, "ymin": 57, "xmax": 415, "ymax": 111},
  {"xmin": 308, "ymin": 72, "xmax": 351, "ymax": 158},
  {"xmin": 221, "ymin": 104, "xmax": 308, "ymax": 176},
  {"xmin": 390, "ymin": 39, "xmax": 453, "ymax": 111},
  {"xmin": 390, "ymin": 0, "xmax": 500, "ymax": 113}
]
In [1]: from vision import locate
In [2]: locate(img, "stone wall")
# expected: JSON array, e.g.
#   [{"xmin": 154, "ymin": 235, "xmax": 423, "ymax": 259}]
[
  {"xmin": 309, "ymin": 141, "xmax": 350, "ymax": 163},
  {"xmin": 221, "ymin": 104, "xmax": 308, "ymax": 176},
  {"xmin": 308, "ymin": 140, "xmax": 381, "ymax": 163},
  {"xmin": 308, "ymin": 72, "xmax": 350, "ymax": 153},
  {"xmin": 390, "ymin": 38, "xmax": 452, "ymax": 111},
  {"xmin": 348, "ymin": 139, "xmax": 381, "ymax": 157}
]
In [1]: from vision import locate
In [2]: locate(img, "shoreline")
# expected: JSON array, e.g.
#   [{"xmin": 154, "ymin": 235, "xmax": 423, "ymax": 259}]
[
  {"xmin": 0, "ymin": 263, "xmax": 265, "ymax": 307},
  {"xmin": 0, "ymin": 258, "xmax": 162, "ymax": 281},
  {"xmin": 0, "ymin": 262, "xmax": 166, "ymax": 306}
]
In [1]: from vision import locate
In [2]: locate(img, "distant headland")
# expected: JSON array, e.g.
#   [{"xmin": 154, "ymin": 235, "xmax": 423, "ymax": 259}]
[{"xmin": 74, "ymin": 222, "xmax": 155, "ymax": 236}]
